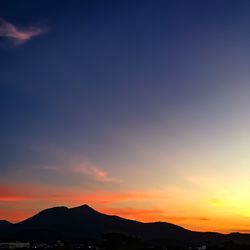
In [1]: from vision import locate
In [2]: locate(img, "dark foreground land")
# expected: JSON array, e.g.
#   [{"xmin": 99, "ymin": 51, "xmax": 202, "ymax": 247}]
[
  {"xmin": 2, "ymin": 232, "xmax": 250, "ymax": 250},
  {"xmin": 1, "ymin": 237, "xmax": 250, "ymax": 250}
]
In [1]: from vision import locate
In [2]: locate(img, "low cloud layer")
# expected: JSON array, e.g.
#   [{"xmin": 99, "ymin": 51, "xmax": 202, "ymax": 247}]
[{"xmin": 0, "ymin": 18, "xmax": 45, "ymax": 44}]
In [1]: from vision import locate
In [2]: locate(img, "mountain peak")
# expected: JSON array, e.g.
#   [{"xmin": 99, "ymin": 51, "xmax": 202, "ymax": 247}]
[
  {"xmin": 70, "ymin": 204, "xmax": 98, "ymax": 213},
  {"xmin": 39, "ymin": 206, "xmax": 69, "ymax": 214}
]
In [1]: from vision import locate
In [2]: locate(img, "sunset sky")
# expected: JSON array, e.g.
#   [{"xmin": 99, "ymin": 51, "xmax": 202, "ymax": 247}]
[{"xmin": 0, "ymin": 0, "xmax": 250, "ymax": 233}]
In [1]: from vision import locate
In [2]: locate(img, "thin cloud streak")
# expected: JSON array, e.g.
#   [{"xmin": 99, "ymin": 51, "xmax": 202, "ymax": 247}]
[
  {"xmin": 0, "ymin": 183, "xmax": 68, "ymax": 202},
  {"xmin": 100, "ymin": 207, "xmax": 211, "ymax": 223},
  {"xmin": 43, "ymin": 162, "xmax": 122, "ymax": 183},
  {"xmin": 0, "ymin": 183, "xmax": 164, "ymax": 205},
  {"xmin": 0, "ymin": 18, "xmax": 45, "ymax": 44},
  {"xmin": 72, "ymin": 164, "xmax": 122, "ymax": 183},
  {"xmin": 71, "ymin": 191, "xmax": 162, "ymax": 205}
]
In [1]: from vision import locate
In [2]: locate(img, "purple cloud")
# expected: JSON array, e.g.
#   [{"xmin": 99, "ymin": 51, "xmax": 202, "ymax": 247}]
[{"xmin": 0, "ymin": 18, "xmax": 45, "ymax": 44}]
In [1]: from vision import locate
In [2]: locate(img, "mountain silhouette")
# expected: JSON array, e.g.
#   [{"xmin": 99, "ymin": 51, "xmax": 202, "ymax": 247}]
[
  {"xmin": 0, "ymin": 220, "xmax": 12, "ymax": 230},
  {"xmin": 14, "ymin": 205, "xmax": 190, "ymax": 240},
  {"xmin": 1, "ymin": 204, "xmax": 250, "ymax": 246}
]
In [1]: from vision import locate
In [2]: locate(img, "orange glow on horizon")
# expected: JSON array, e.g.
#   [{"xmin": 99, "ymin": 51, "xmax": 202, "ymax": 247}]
[{"xmin": 1, "ymin": 182, "xmax": 250, "ymax": 233}]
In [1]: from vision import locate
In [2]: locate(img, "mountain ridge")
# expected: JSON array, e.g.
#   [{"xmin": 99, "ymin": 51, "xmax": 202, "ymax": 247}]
[{"xmin": 1, "ymin": 204, "xmax": 250, "ymax": 246}]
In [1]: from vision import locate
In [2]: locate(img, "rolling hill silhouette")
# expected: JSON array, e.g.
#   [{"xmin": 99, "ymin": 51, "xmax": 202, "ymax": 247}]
[{"xmin": 1, "ymin": 205, "xmax": 250, "ymax": 245}]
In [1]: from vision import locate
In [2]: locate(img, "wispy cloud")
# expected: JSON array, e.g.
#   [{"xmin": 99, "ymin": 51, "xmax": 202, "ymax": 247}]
[
  {"xmin": 0, "ymin": 18, "xmax": 45, "ymax": 44},
  {"xmin": 43, "ymin": 162, "xmax": 122, "ymax": 184},
  {"xmin": 72, "ymin": 164, "xmax": 122, "ymax": 183}
]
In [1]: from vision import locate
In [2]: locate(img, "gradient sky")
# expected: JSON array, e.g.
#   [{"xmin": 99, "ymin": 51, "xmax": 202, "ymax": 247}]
[{"xmin": 0, "ymin": 0, "xmax": 250, "ymax": 233}]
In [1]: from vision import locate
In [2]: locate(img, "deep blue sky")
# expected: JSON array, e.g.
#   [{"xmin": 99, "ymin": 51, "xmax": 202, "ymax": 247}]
[{"xmin": 0, "ymin": 1, "xmax": 250, "ymax": 232}]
